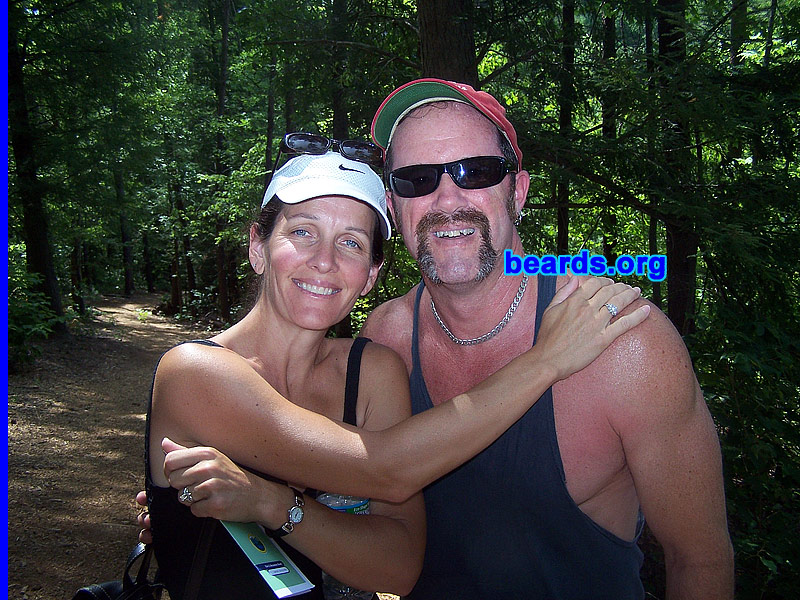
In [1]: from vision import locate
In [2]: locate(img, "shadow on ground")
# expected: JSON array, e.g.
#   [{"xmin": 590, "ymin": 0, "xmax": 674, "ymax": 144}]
[{"xmin": 8, "ymin": 294, "xmax": 217, "ymax": 600}]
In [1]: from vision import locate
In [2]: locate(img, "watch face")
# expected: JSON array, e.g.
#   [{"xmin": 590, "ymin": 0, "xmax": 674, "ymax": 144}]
[{"xmin": 288, "ymin": 505, "xmax": 304, "ymax": 524}]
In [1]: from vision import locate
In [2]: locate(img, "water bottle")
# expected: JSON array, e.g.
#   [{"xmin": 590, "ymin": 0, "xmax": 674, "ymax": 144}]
[{"xmin": 315, "ymin": 493, "xmax": 375, "ymax": 600}]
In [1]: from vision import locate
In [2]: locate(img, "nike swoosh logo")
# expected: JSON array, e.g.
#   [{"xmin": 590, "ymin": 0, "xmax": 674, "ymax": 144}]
[{"xmin": 339, "ymin": 164, "xmax": 363, "ymax": 173}]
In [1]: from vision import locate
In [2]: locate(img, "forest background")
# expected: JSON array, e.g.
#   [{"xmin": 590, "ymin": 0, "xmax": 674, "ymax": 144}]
[{"xmin": 8, "ymin": 0, "xmax": 800, "ymax": 597}]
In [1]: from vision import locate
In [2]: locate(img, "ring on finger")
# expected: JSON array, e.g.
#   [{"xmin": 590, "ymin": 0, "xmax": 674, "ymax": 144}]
[
  {"xmin": 604, "ymin": 303, "xmax": 619, "ymax": 318},
  {"xmin": 179, "ymin": 486, "xmax": 194, "ymax": 504}
]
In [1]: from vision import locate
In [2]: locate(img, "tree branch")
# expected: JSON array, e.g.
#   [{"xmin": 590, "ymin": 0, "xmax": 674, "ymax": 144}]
[
  {"xmin": 259, "ymin": 38, "xmax": 419, "ymax": 71},
  {"xmin": 479, "ymin": 49, "xmax": 538, "ymax": 87},
  {"xmin": 526, "ymin": 145, "xmax": 659, "ymax": 217}
]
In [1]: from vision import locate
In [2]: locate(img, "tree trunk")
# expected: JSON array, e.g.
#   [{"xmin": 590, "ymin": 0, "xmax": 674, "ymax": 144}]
[
  {"xmin": 213, "ymin": 0, "xmax": 232, "ymax": 322},
  {"xmin": 730, "ymin": 0, "xmax": 747, "ymax": 68},
  {"xmin": 330, "ymin": 0, "xmax": 349, "ymax": 140},
  {"xmin": 115, "ymin": 169, "xmax": 135, "ymax": 296},
  {"xmin": 215, "ymin": 0, "xmax": 230, "ymax": 156},
  {"xmin": 648, "ymin": 216, "xmax": 662, "ymax": 308},
  {"xmin": 168, "ymin": 237, "xmax": 182, "ymax": 315},
  {"xmin": 285, "ymin": 87, "xmax": 295, "ymax": 136},
  {"xmin": 727, "ymin": 0, "xmax": 748, "ymax": 161},
  {"xmin": 646, "ymin": 1, "xmax": 662, "ymax": 308},
  {"xmin": 216, "ymin": 221, "xmax": 231, "ymax": 322},
  {"xmin": 142, "ymin": 232, "xmax": 156, "ymax": 294},
  {"xmin": 82, "ymin": 243, "xmax": 93, "ymax": 290},
  {"xmin": 556, "ymin": 0, "xmax": 576, "ymax": 255},
  {"xmin": 182, "ymin": 231, "xmax": 196, "ymax": 294},
  {"xmin": 657, "ymin": 0, "xmax": 696, "ymax": 335},
  {"xmin": 120, "ymin": 210, "xmax": 135, "ymax": 296},
  {"xmin": 601, "ymin": 14, "xmax": 618, "ymax": 266},
  {"xmin": 665, "ymin": 222, "xmax": 698, "ymax": 334},
  {"xmin": 172, "ymin": 181, "xmax": 196, "ymax": 292},
  {"xmin": 165, "ymin": 183, "xmax": 182, "ymax": 314},
  {"xmin": 602, "ymin": 213, "xmax": 618, "ymax": 264},
  {"xmin": 70, "ymin": 241, "xmax": 86, "ymax": 314},
  {"xmin": 764, "ymin": 0, "xmax": 777, "ymax": 68},
  {"xmin": 227, "ymin": 244, "xmax": 241, "ymax": 316},
  {"xmin": 265, "ymin": 63, "xmax": 276, "ymax": 189},
  {"xmin": 418, "ymin": 0, "xmax": 478, "ymax": 85},
  {"xmin": 8, "ymin": 7, "xmax": 65, "ymax": 326},
  {"xmin": 602, "ymin": 15, "xmax": 617, "ymax": 140}
]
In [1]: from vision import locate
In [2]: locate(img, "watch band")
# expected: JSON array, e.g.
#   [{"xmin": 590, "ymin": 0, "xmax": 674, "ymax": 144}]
[{"xmin": 272, "ymin": 487, "xmax": 304, "ymax": 538}]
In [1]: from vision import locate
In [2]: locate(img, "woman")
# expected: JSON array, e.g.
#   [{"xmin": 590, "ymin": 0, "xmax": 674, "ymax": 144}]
[{"xmin": 146, "ymin": 144, "xmax": 648, "ymax": 599}]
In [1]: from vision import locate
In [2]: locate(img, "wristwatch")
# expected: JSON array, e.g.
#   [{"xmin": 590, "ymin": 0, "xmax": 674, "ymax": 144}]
[{"xmin": 273, "ymin": 487, "xmax": 304, "ymax": 537}]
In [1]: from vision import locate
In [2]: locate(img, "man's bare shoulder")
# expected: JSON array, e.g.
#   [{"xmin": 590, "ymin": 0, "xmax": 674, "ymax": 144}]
[
  {"xmin": 361, "ymin": 285, "xmax": 419, "ymax": 364},
  {"xmin": 611, "ymin": 298, "xmax": 692, "ymax": 377},
  {"xmin": 575, "ymin": 297, "xmax": 700, "ymax": 421}
]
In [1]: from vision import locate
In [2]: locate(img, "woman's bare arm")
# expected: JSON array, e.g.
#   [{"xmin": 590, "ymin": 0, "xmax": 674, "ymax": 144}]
[
  {"xmin": 154, "ymin": 277, "xmax": 649, "ymax": 502},
  {"xmin": 160, "ymin": 353, "xmax": 427, "ymax": 597}
]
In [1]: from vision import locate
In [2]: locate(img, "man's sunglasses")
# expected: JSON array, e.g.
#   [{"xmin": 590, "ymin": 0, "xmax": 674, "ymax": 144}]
[
  {"xmin": 389, "ymin": 156, "xmax": 517, "ymax": 198},
  {"xmin": 274, "ymin": 132, "xmax": 384, "ymax": 171}
]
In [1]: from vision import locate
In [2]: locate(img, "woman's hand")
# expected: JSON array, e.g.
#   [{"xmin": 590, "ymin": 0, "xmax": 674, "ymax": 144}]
[
  {"xmin": 535, "ymin": 276, "xmax": 650, "ymax": 381},
  {"xmin": 162, "ymin": 437, "xmax": 291, "ymax": 528}
]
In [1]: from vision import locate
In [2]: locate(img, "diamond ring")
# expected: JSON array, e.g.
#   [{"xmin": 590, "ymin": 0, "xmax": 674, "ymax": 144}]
[{"xmin": 179, "ymin": 486, "xmax": 194, "ymax": 504}]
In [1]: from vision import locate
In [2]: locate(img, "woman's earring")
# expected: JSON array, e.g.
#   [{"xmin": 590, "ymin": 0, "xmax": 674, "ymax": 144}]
[{"xmin": 514, "ymin": 211, "xmax": 523, "ymax": 227}]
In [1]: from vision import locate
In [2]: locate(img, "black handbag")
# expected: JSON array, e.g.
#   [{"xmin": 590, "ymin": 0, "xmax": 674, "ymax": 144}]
[
  {"xmin": 71, "ymin": 542, "xmax": 164, "ymax": 600},
  {"xmin": 72, "ymin": 519, "xmax": 215, "ymax": 600}
]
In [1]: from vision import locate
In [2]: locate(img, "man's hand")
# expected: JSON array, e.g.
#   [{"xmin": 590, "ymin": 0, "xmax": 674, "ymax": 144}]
[{"xmin": 136, "ymin": 490, "xmax": 152, "ymax": 544}]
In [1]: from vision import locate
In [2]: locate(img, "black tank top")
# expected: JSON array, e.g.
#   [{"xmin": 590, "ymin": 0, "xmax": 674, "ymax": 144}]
[
  {"xmin": 407, "ymin": 276, "xmax": 645, "ymax": 599},
  {"xmin": 145, "ymin": 337, "xmax": 370, "ymax": 600}
]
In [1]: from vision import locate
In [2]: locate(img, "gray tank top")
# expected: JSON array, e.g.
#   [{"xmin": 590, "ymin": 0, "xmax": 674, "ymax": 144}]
[{"xmin": 407, "ymin": 274, "xmax": 645, "ymax": 599}]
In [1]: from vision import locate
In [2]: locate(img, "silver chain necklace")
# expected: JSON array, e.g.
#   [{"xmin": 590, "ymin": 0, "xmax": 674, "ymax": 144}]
[{"xmin": 430, "ymin": 274, "xmax": 529, "ymax": 346}]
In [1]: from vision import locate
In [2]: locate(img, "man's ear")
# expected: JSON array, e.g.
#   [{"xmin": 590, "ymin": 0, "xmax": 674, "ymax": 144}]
[
  {"xmin": 248, "ymin": 224, "xmax": 266, "ymax": 275},
  {"xmin": 513, "ymin": 170, "xmax": 531, "ymax": 216}
]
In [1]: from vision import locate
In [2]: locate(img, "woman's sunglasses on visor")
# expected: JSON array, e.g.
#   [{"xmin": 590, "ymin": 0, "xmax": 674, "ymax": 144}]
[
  {"xmin": 271, "ymin": 132, "xmax": 384, "ymax": 175},
  {"xmin": 389, "ymin": 156, "xmax": 517, "ymax": 198}
]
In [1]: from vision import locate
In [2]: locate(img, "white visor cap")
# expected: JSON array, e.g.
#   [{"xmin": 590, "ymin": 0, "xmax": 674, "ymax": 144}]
[{"xmin": 262, "ymin": 151, "xmax": 391, "ymax": 239}]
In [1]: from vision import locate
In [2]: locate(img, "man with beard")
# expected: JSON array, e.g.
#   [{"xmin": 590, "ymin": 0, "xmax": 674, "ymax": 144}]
[
  {"xmin": 361, "ymin": 79, "xmax": 733, "ymax": 599},
  {"xmin": 136, "ymin": 79, "xmax": 733, "ymax": 598}
]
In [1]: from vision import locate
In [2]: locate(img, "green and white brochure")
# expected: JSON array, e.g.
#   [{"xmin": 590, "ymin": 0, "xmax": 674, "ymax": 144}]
[{"xmin": 222, "ymin": 520, "xmax": 315, "ymax": 598}]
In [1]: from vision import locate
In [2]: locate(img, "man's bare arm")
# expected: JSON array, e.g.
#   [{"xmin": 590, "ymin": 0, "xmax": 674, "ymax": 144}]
[{"xmin": 610, "ymin": 305, "xmax": 734, "ymax": 599}]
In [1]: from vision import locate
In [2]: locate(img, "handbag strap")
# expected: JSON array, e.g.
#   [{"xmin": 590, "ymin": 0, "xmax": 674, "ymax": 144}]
[
  {"xmin": 124, "ymin": 543, "xmax": 152, "ymax": 586},
  {"xmin": 183, "ymin": 518, "xmax": 216, "ymax": 600}
]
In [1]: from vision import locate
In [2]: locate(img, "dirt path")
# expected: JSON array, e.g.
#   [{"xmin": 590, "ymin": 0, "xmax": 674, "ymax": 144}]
[{"xmin": 8, "ymin": 294, "xmax": 219, "ymax": 600}]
